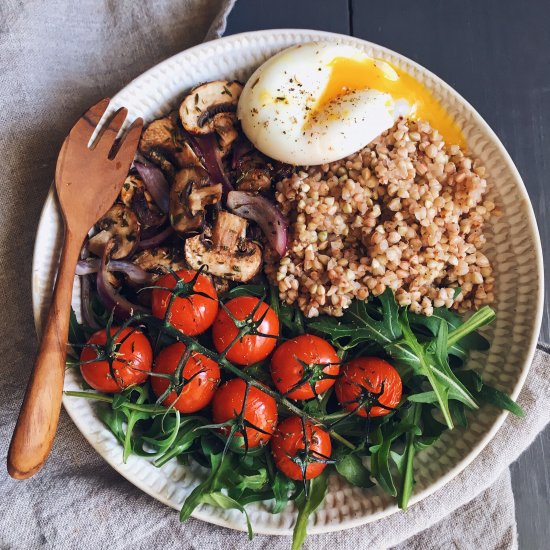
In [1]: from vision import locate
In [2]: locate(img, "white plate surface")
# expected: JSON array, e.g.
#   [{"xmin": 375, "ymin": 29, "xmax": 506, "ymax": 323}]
[{"xmin": 32, "ymin": 29, "xmax": 544, "ymax": 535}]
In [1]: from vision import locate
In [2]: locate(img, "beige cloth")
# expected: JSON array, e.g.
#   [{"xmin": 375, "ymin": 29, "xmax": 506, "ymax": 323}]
[{"xmin": 1, "ymin": 2, "xmax": 548, "ymax": 548}]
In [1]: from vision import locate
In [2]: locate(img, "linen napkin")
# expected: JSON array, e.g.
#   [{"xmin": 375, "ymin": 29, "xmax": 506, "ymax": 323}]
[{"xmin": 0, "ymin": 1, "xmax": 548, "ymax": 549}]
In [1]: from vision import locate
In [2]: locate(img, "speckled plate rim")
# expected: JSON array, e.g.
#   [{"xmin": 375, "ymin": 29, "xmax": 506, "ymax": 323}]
[{"xmin": 32, "ymin": 29, "xmax": 544, "ymax": 535}]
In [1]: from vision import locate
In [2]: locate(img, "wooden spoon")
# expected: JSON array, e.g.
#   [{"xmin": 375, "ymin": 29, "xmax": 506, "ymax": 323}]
[{"xmin": 7, "ymin": 99, "xmax": 143, "ymax": 479}]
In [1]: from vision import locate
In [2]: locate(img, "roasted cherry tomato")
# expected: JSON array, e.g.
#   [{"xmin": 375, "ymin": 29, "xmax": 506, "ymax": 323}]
[
  {"xmin": 151, "ymin": 269, "xmax": 218, "ymax": 336},
  {"xmin": 151, "ymin": 342, "xmax": 220, "ymax": 413},
  {"xmin": 270, "ymin": 334, "xmax": 340, "ymax": 400},
  {"xmin": 335, "ymin": 357, "xmax": 402, "ymax": 417},
  {"xmin": 211, "ymin": 378, "xmax": 278, "ymax": 448},
  {"xmin": 212, "ymin": 296, "xmax": 279, "ymax": 366},
  {"xmin": 271, "ymin": 416, "xmax": 332, "ymax": 481},
  {"xmin": 80, "ymin": 327, "xmax": 152, "ymax": 393}
]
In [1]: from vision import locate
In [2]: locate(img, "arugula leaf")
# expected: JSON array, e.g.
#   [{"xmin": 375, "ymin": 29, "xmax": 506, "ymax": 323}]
[
  {"xmin": 457, "ymin": 370, "xmax": 524, "ymax": 417},
  {"xmin": 477, "ymin": 385, "xmax": 525, "ymax": 417},
  {"xmin": 446, "ymin": 306, "xmax": 495, "ymax": 348},
  {"xmin": 95, "ymin": 386, "xmax": 153, "ymax": 462},
  {"xmin": 394, "ymin": 402, "xmax": 421, "ymax": 510},
  {"xmin": 408, "ymin": 392, "xmax": 438, "ymax": 403},
  {"xmin": 137, "ymin": 416, "xmax": 205, "ymax": 466},
  {"xmin": 68, "ymin": 307, "xmax": 87, "ymax": 359},
  {"xmin": 292, "ymin": 469, "xmax": 329, "ymax": 550},
  {"xmin": 370, "ymin": 409, "xmax": 420, "ymax": 496},
  {"xmin": 120, "ymin": 387, "xmax": 150, "ymax": 462},
  {"xmin": 335, "ymin": 453, "xmax": 374, "ymax": 488},
  {"xmin": 449, "ymin": 400, "xmax": 468, "ymax": 428},
  {"xmin": 409, "ymin": 307, "xmax": 490, "ymax": 357},
  {"xmin": 97, "ymin": 405, "xmax": 126, "ymax": 444},
  {"xmin": 271, "ymin": 472, "xmax": 296, "ymax": 514},
  {"xmin": 200, "ymin": 492, "xmax": 253, "ymax": 539},
  {"xmin": 400, "ymin": 313, "xmax": 478, "ymax": 428},
  {"xmin": 399, "ymin": 312, "xmax": 454, "ymax": 428},
  {"xmin": 222, "ymin": 284, "xmax": 265, "ymax": 300}
]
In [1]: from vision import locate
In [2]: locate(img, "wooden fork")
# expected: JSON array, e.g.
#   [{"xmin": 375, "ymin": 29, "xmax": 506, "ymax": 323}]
[{"xmin": 7, "ymin": 99, "xmax": 143, "ymax": 479}]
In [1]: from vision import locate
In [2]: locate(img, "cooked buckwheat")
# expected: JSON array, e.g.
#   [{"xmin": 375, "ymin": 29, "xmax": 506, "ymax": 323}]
[{"xmin": 265, "ymin": 118, "xmax": 496, "ymax": 318}]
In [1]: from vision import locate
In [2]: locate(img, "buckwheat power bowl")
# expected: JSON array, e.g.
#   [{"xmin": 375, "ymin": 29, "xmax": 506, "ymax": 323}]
[{"xmin": 63, "ymin": 40, "xmax": 524, "ymax": 550}]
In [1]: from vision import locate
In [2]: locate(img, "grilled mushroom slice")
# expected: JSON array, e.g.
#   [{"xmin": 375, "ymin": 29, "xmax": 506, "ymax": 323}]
[
  {"xmin": 88, "ymin": 204, "xmax": 140, "ymax": 260},
  {"xmin": 235, "ymin": 154, "xmax": 272, "ymax": 192},
  {"xmin": 211, "ymin": 276, "xmax": 230, "ymax": 295},
  {"xmin": 120, "ymin": 174, "xmax": 166, "ymax": 227},
  {"xmin": 180, "ymin": 80, "xmax": 243, "ymax": 135},
  {"xmin": 170, "ymin": 167, "xmax": 223, "ymax": 234},
  {"xmin": 212, "ymin": 112, "xmax": 239, "ymax": 156},
  {"xmin": 132, "ymin": 247, "xmax": 187, "ymax": 279},
  {"xmin": 139, "ymin": 112, "xmax": 200, "ymax": 174},
  {"xmin": 185, "ymin": 210, "xmax": 262, "ymax": 282}
]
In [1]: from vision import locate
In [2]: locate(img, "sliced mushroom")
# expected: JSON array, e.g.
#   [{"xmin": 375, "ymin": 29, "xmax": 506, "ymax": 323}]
[
  {"xmin": 139, "ymin": 112, "xmax": 200, "ymax": 174},
  {"xmin": 235, "ymin": 154, "xmax": 272, "ymax": 192},
  {"xmin": 180, "ymin": 81, "xmax": 242, "ymax": 136},
  {"xmin": 88, "ymin": 204, "xmax": 140, "ymax": 260},
  {"xmin": 132, "ymin": 247, "xmax": 187, "ymax": 279},
  {"xmin": 170, "ymin": 166, "xmax": 223, "ymax": 234},
  {"xmin": 211, "ymin": 276, "xmax": 230, "ymax": 295},
  {"xmin": 120, "ymin": 174, "xmax": 166, "ymax": 227},
  {"xmin": 213, "ymin": 112, "xmax": 239, "ymax": 156},
  {"xmin": 185, "ymin": 210, "xmax": 262, "ymax": 282}
]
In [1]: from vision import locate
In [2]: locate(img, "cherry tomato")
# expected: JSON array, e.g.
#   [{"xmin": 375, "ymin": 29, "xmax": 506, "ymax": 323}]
[
  {"xmin": 271, "ymin": 416, "xmax": 332, "ymax": 481},
  {"xmin": 211, "ymin": 378, "xmax": 278, "ymax": 448},
  {"xmin": 151, "ymin": 342, "xmax": 220, "ymax": 413},
  {"xmin": 80, "ymin": 327, "xmax": 152, "ymax": 393},
  {"xmin": 335, "ymin": 357, "xmax": 402, "ymax": 417},
  {"xmin": 151, "ymin": 269, "xmax": 218, "ymax": 336},
  {"xmin": 270, "ymin": 334, "xmax": 340, "ymax": 400},
  {"xmin": 212, "ymin": 296, "xmax": 279, "ymax": 366}
]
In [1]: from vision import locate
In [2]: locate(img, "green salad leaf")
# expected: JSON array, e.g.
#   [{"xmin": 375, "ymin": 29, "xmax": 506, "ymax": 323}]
[
  {"xmin": 66, "ymin": 281, "xmax": 523, "ymax": 548},
  {"xmin": 292, "ymin": 469, "xmax": 330, "ymax": 550}
]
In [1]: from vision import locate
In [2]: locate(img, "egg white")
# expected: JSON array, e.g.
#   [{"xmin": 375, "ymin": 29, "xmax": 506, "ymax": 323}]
[{"xmin": 237, "ymin": 42, "xmax": 400, "ymax": 166}]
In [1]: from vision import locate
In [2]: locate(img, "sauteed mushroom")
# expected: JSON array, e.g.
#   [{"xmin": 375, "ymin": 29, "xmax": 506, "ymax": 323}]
[
  {"xmin": 170, "ymin": 167, "xmax": 223, "ymax": 234},
  {"xmin": 120, "ymin": 174, "xmax": 165, "ymax": 227},
  {"xmin": 139, "ymin": 112, "xmax": 200, "ymax": 174},
  {"xmin": 88, "ymin": 204, "xmax": 140, "ymax": 260},
  {"xmin": 180, "ymin": 80, "xmax": 242, "ymax": 135},
  {"xmin": 132, "ymin": 247, "xmax": 187, "ymax": 279},
  {"xmin": 235, "ymin": 154, "xmax": 272, "ymax": 192},
  {"xmin": 185, "ymin": 210, "xmax": 262, "ymax": 282}
]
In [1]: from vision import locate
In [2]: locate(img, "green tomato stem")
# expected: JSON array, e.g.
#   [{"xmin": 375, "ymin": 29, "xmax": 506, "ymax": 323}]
[
  {"xmin": 64, "ymin": 390, "xmax": 175, "ymax": 415},
  {"xmin": 329, "ymin": 431, "xmax": 356, "ymax": 450}
]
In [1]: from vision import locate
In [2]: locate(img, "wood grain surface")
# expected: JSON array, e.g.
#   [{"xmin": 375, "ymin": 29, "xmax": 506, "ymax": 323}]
[
  {"xmin": 7, "ymin": 100, "xmax": 142, "ymax": 479},
  {"xmin": 226, "ymin": 2, "xmax": 549, "ymax": 548}
]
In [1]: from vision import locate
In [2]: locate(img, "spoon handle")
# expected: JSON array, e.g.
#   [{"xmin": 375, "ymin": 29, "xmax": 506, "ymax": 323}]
[{"xmin": 8, "ymin": 228, "xmax": 82, "ymax": 479}]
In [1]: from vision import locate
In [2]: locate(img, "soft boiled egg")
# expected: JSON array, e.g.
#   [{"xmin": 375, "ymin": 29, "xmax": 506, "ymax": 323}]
[{"xmin": 237, "ymin": 42, "xmax": 464, "ymax": 165}]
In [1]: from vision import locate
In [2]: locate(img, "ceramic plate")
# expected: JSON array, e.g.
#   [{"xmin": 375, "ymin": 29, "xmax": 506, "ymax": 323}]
[{"xmin": 32, "ymin": 29, "xmax": 544, "ymax": 535}]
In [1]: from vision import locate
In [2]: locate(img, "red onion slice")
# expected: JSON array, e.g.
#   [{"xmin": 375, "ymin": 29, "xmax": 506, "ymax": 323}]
[
  {"xmin": 76, "ymin": 258, "xmax": 100, "ymax": 275},
  {"xmin": 96, "ymin": 242, "xmax": 149, "ymax": 319},
  {"xmin": 80, "ymin": 274, "xmax": 101, "ymax": 330},
  {"xmin": 227, "ymin": 191, "xmax": 288, "ymax": 257},
  {"xmin": 137, "ymin": 225, "xmax": 175, "ymax": 250},
  {"xmin": 187, "ymin": 133, "xmax": 233, "ymax": 194},
  {"xmin": 76, "ymin": 258, "xmax": 155, "ymax": 285},
  {"xmin": 134, "ymin": 159, "xmax": 170, "ymax": 213}
]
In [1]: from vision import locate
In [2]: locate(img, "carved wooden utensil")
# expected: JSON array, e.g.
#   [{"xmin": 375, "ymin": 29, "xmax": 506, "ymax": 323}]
[{"xmin": 7, "ymin": 99, "xmax": 143, "ymax": 479}]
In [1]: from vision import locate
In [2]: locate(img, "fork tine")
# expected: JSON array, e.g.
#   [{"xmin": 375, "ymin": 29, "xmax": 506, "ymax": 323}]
[
  {"xmin": 112, "ymin": 117, "xmax": 144, "ymax": 169},
  {"xmin": 93, "ymin": 107, "xmax": 128, "ymax": 154},
  {"xmin": 69, "ymin": 98, "xmax": 110, "ymax": 144}
]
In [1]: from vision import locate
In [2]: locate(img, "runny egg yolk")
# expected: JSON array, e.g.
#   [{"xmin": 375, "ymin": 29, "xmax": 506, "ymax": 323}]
[{"xmin": 314, "ymin": 56, "xmax": 465, "ymax": 148}]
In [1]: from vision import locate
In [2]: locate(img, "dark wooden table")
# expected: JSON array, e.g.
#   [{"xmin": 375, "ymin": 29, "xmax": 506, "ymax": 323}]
[{"xmin": 226, "ymin": 2, "xmax": 549, "ymax": 548}]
